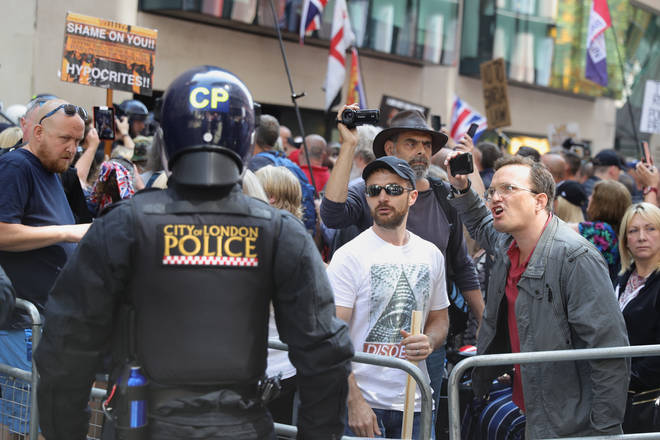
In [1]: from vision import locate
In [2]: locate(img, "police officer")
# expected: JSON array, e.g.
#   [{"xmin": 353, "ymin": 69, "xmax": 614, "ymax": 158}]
[
  {"xmin": 117, "ymin": 99, "xmax": 149, "ymax": 138},
  {"xmin": 34, "ymin": 66, "xmax": 353, "ymax": 440}
]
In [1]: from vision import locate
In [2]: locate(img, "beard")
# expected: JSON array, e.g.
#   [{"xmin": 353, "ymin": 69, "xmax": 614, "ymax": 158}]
[
  {"xmin": 372, "ymin": 202, "xmax": 407, "ymax": 229},
  {"xmin": 409, "ymin": 157, "xmax": 429, "ymax": 179}
]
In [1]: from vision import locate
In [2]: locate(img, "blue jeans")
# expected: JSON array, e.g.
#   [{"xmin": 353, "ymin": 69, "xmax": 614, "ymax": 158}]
[
  {"xmin": 344, "ymin": 408, "xmax": 436, "ymax": 439},
  {"xmin": 425, "ymin": 345, "xmax": 446, "ymax": 427}
]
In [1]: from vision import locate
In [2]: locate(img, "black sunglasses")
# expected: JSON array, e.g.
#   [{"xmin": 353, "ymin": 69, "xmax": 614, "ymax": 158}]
[
  {"xmin": 38, "ymin": 104, "xmax": 88, "ymax": 125},
  {"xmin": 366, "ymin": 183, "xmax": 413, "ymax": 197}
]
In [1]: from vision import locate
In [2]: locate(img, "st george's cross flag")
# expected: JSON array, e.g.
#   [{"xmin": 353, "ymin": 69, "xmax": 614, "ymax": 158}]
[
  {"xmin": 323, "ymin": 0, "xmax": 355, "ymax": 111},
  {"xmin": 585, "ymin": 0, "xmax": 612, "ymax": 87}
]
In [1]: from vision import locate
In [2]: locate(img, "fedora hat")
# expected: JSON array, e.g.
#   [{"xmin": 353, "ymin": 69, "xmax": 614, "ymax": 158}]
[{"xmin": 372, "ymin": 110, "xmax": 448, "ymax": 158}]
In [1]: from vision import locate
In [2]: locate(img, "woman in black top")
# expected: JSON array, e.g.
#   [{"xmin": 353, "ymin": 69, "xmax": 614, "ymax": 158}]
[{"xmin": 615, "ymin": 202, "xmax": 660, "ymax": 432}]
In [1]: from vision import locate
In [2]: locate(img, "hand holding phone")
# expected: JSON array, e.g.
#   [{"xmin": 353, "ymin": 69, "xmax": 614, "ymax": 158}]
[{"xmin": 93, "ymin": 106, "xmax": 115, "ymax": 140}]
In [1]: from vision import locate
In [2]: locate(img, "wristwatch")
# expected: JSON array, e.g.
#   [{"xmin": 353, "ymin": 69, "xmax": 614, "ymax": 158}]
[{"xmin": 450, "ymin": 180, "xmax": 471, "ymax": 196}]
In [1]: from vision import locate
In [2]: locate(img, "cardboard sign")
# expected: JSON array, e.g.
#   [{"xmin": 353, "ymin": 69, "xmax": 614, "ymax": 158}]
[
  {"xmin": 640, "ymin": 80, "xmax": 660, "ymax": 134},
  {"xmin": 480, "ymin": 58, "xmax": 511, "ymax": 129},
  {"xmin": 379, "ymin": 95, "xmax": 430, "ymax": 128},
  {"xmin": 60, "ymin": 12, "xmax": 157, "ymax": 96}
]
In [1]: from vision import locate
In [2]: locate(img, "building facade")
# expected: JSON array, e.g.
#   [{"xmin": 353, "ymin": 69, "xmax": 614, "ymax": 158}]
[{"xmin": 1, "ymin": 0, "xmax": 658, "ymax": 156}]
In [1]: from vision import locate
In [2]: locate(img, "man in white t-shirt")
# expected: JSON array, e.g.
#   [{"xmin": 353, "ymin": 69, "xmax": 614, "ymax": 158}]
[{"xmin": 328, "ymin": 156, "xmax": 449, "ymax": 439}]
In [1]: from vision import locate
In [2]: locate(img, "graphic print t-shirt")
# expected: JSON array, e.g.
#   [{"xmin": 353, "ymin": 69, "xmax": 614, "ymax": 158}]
[{"xmin": 328, "ymin": 228, "xmax": 449, "ymax": 411}]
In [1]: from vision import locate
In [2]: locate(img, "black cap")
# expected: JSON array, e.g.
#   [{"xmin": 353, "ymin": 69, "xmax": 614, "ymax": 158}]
[
  {"xmin": 362, "ymin": 156, "xmax": 416, "ymax": 189},
  {"xmin": 592, "ymin": 149, "xmax": 626, "ymax": 169},
  {"xmin": 556, "ymin": 180, "xmax": 588, "ymax": 207}
]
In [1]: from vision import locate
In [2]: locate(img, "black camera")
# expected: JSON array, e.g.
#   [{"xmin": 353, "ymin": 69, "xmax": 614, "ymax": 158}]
[
  {"xmin": 449, "ymin": 153, "xmax": 474, "ymax": 176},
  {"xmin": 340, "ymin": 108, "xmax": 380, "ymax": 129}
]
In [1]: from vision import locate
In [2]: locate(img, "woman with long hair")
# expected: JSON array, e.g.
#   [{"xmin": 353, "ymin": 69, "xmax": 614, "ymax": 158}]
[
  {"xmin": 570, "ymin": 180, "xmax": 632, "ymax": 283},
  {"xmin": 615, "ymin": 203, "xmax": 660, "ymax": 433}
]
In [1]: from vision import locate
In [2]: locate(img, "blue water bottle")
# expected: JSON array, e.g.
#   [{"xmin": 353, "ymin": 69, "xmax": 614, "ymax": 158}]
[
  {"xmin": 117, "ymin": 365, "xmax": 148, "ymax": 440},
  {"xmin": 127, "ymin": 366, "xmax": 148, "ymax": 428}
]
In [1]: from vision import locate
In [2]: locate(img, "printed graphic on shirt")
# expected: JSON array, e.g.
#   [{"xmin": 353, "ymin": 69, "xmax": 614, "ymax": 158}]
[
  {"xmin": 364, "ymin": 263, "xmax": 430, "ymax": 358},
  {"xmin": 160, "ymin": 224, "xmax": 259, "ymax": 267}
]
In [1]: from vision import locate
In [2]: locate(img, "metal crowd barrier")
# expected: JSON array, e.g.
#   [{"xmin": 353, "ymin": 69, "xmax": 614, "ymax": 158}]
[
  {"xmin": 268, "ymin": 339, "xmax": 434, "ymax": 440},
  {"xmin": 1, "ymin": 303, "xmax": 433, "ymax": 440},
  {"xmin": 447, "ymin": 344, "xmax": 660, "ymax": 440},
  {"xmin": 0, "ymin": 299, "xmax": 41, "ymax": 440}
]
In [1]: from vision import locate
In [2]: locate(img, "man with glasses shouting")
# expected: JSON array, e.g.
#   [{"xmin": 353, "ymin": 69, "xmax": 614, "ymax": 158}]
[
  {"xmin": 445, "ymin": 153, "xmax": 630, "ymax": 439},
  {"xmin": 0, "ymin": 99, "xmax": 90, "ymax": 415},
  {"xmin": 328, "ymin": 156, "xmax": 449, "ymax": 439}
]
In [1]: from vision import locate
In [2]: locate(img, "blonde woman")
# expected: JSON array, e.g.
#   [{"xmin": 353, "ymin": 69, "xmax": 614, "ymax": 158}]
[
  {"xmin": 255, "ymin": 165, "xmax": 303, "ymax": 220},
  {"xmin": 615, "ymin": 203, "xmax": 660, "ymax": 433},
  {"xmin": 254, "ymin": 165, "xmax": 303, "ymax": 426}
]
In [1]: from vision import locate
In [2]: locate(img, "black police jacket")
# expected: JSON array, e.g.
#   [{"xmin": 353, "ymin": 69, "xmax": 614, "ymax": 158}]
[{"xmin": 34, "ymin": 184, "xmax": 353, "ymax": 440}]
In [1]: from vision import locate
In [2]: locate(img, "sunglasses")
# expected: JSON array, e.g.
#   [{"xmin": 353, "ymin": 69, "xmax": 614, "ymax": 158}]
[
  {"xmin": 366, "ymin": 183, "xmax": 413, "ymax": 197},
  {"xmin": 38, "ymin": 104, "xmax": 88, "ymax": 125}
]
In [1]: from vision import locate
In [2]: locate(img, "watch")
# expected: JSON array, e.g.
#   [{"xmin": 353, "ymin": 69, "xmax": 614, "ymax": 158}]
[
  {"xmin": 643, "ymin": 186, "xmax": 658, "ymax": 196},
  {"xmin": 450, "ymin": 180, "xmax": 471, "ymax": 196}
]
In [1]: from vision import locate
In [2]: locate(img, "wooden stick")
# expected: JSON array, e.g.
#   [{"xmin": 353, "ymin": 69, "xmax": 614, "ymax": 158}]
[
  {"xmin": 402, "ymin": 310, "xmax": 422, "ymax": 439},
  {"xmin": 104, "ymin": 88, "xmax": 113, "ymax": 157}
]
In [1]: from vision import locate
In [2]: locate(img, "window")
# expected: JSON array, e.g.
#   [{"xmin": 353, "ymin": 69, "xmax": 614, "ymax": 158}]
[{"xmin": 141, "ymin": 0, "xmax": 459, "ymax": 64}]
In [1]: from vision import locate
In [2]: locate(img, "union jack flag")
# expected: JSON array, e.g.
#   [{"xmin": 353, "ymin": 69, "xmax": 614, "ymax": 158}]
[
  {"xmin": 450, "ymin": 96, "xmax": 488, "ymax": 143},
  {"xmin": 299, "ymin": 0, "xmax": 328, "ymax": 43}
]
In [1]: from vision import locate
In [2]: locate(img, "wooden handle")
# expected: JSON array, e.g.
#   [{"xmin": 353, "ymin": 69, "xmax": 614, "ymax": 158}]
[{"xmin": 402, "ymin": 310, "xmax": 422, "ymax": 439}]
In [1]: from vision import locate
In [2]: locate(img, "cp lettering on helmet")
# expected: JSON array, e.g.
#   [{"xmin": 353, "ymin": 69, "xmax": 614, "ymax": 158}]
[{"xmin": 189, "ymin": 86, "xmax": 229, "ymax": 111}]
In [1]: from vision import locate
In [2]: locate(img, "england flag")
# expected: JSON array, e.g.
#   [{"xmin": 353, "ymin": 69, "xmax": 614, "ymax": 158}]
[{"xmin": 323, "ymin": 0, "xmax": 354, "ymax": 111}]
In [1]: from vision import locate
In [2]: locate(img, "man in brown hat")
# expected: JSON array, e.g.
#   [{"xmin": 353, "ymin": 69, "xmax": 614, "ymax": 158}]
[{"xmin": 321, "ymin": 104, "xmax": 484, "ymax": 421}]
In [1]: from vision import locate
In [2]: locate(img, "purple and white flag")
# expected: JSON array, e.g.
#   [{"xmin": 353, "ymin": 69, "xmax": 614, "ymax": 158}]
[{"xmin": 585, "ymin": 0, "xmax": 612, "ymax": 87}]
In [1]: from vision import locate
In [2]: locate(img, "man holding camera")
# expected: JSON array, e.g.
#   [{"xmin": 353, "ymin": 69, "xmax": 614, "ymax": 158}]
[{"xmin": 322, "ymin": 106, "xmax": 484, "ymax": 327}]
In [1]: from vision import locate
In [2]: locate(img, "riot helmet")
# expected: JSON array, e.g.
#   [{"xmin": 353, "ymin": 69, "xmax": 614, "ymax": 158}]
[
  {"xmin": 160, "ymin": 66, "xmax": 256, "ymax": 187},
  {"xmin": 118, "ymin": 99, "xmax": 148, "ymax": 121}
]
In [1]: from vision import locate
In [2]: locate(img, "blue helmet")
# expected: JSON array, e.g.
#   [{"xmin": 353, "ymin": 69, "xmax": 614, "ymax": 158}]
[
  {"xmin": 118, "ymin": 99, "xmax": 148, "ymax": 120},
  {"xmin": 160, "ymin": 66, "xmax": 256, "ymax": 186}
]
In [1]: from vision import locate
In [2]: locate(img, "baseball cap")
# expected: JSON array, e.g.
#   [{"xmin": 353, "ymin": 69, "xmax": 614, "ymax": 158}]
[
  {"xmin": 592, "ymin": 149, "xmax": 626, "ymax": 169},
  {"xmin": 556, "ymin": 180, "xmax": 587, "ymax": 207},
  {"xmin": 362, "ymin": 156, "xmax": 416, "ymax": 189}
]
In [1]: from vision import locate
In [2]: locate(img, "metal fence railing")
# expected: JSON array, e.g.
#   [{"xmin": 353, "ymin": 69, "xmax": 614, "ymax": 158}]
[
  {"xmin": 447, "ymin": 344, "xmax": 660, "ymax": 440},
  {"xmin": 0, "ymin": 303, "xmax": 433, "ymax": 440},
  {"xmin": 268, "ymin": 339, "xmax": 435, "ymax": 440},
  {"xmin": 0, "ymin": 299, "xmax": 41, "ymax": 440}
]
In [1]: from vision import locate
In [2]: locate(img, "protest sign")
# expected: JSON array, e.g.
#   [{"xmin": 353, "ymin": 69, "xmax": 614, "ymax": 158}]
[
  {"xmin": 640, "ymin": 79, "xmax": 660, "ymax": 134},
  {"xmin": 480, "ymin": 58, "xmax": 511, "ymax": 129},
  {"xmin": 60, "ymin": 12, "xmax": 157, "ymax": 95}
]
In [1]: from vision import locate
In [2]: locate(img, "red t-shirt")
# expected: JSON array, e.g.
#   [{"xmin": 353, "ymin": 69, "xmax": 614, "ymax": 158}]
[
  {"xmin": 288, "ymin": 149, "xmax": 300, "ymax": 164},
  {"xmin": 300, "ymin": 164, "xmax": 330, "ymax": 193},
  {"xmin": 504, "ymin": 214, "xmax": 552, "ymax": 411}
]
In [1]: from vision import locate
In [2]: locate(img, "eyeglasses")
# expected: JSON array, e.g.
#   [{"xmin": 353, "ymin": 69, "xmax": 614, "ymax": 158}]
[
  {"xmin": 484, "ymin": 183, "xmax": 538, "ymax": 202},
  {"xmin": 366, "ymin": 183, "xmax": 413, "ymax": 197},
  {"xmin": 38, "ymin": 104, "xmax": 88, "ymax": 125}
]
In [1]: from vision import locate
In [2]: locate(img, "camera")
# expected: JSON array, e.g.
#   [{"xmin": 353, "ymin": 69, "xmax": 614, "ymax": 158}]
[
  {"xmin": 449, "ymin": 153, "xmax": 474, "ymax": 176},
  {"xmin": 340, "ymin": 108, "xmax": 380, "ymax": 129}
]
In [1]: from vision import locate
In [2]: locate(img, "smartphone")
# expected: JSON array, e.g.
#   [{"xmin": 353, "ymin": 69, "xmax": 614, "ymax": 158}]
[
  {"xmin": 449, "ymin": 152, "xmax": 474, "ymax": 176},
  {"xmin": 642, "ymin": 141, "xmax": 654, "ymax": 166},
  {"xmin": 467, "ymin": 122, "xmax": 479, "ymax": 138},
  {"xmin": 431, "ymin": 115, "xmax": 442, "ymax": 131},
  {"xmin": 93, "ymin": 106, "xmax": 115, "ymax": 140}
]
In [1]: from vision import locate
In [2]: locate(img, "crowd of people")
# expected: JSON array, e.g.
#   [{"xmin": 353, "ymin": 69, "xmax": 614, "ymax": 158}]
[{"xmin": 0, "ymin": 66, "xmax": 658, "ymax": 440}]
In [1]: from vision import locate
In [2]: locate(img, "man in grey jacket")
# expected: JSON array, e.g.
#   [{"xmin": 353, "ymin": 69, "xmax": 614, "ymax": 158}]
[{"xmin": 445, "ymin": 153, "xmax": 629, "ymax": 438}]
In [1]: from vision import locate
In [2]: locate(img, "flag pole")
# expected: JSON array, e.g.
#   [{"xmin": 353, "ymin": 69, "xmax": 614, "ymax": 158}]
[
  {"xmin": 606, "ymin": 1, "xmax": 642, "ymax": 149},
  {"xmin": 268, "ymin": 0, "xmax": 319, "ymax": 197}
]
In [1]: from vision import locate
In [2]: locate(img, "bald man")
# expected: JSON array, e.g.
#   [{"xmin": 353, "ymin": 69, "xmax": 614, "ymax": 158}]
[
  {"xmin": 0, "ymin": 99, "xmax": 90, "ymax": 331},
  {"xmin": 541, "ymin": 153, "xmax": 566, "ymax": 184}
]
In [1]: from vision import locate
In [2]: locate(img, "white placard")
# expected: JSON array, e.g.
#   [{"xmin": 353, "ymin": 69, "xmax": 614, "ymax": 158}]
[{"xmin": 640, "ymin": 80, "xmax": 660, "ymax": 134}]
